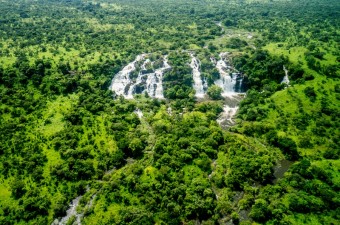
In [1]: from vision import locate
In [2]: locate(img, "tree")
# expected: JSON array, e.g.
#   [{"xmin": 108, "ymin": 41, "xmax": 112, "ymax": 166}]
[
  {"xmin": 249, "ymin": 199, "xmax": 270, "ymax": 222},
  {"xmin": 304, "ymin": 86, "xmax": 316, "ymax": 102},
  {"xmin": 227, "ymin": 38, "xmax": 247, "ymax": 49},
  {"xmin": 128, "ymin": 138, "xmax": 145, "ymax": 158},
  {"xmin": 277, "ymin": 137, "xmax": 299, "ymax": 160},
  {"xmin": 10, "ymin": 179, "xmax": 26, "ymax": 199},
  {"xmin": 207, "ymin": 85, "xmax": 223, "ymax": 100}
]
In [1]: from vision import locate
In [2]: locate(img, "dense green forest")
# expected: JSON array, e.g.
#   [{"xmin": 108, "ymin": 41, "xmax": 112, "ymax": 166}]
[{"xmin": 0, "ymin": 0, "xmax": 339, "ymax": 224}]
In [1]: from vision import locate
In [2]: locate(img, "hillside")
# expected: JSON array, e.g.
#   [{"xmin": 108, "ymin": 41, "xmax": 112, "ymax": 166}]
[{"xmin": 0, "ymin": 0, "xmax": 339, "ymax": 224}]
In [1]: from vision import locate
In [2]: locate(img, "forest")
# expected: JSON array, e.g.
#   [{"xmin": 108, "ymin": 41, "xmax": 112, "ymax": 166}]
[{"xmin": 0, "ymin": 0, "xmax": 339, "ymax": 224}]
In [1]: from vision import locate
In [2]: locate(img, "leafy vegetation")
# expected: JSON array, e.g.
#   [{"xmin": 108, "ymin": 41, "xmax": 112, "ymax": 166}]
[{"xmin": 0, "ymin": 0, "xmax": 339, "ymax": 224}]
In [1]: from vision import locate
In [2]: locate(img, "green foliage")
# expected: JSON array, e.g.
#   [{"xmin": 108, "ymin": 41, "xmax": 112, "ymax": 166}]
[
  {"xmin": 304, "ymin": 86, "xmax": 317, "ymax": 102},
  {"xmin": 9, "ymin": 179, "xmax": 26, "ymax": 200},
  {"xmin": 276, "ymin": 137, "xmax": 299, "ymax": 160},
  {"xmin": 164, "ymin": 52, "xmax": 194, "ymax": 101},
  {"xmin": 0, "ymin": 0, "xmax": 339, "ymax": 224},
  {"xmin": 249, "ymin": 199, "xmax": 270, "ymax": 222},
  {"xmin": 233, "ymin": 49, "xmax": 288, "ymax": 90},
  {"xmin": 227, "ymin": 38, "xmax": 248, "ymax": 49},
  {"xmin": 207, "ymin": 85, "xmax": 223, "ymax": 100}
]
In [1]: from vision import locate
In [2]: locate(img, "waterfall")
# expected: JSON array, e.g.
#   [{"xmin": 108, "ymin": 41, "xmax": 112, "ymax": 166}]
[
  {"xmin": 110, "ymin": 52, "xmax": 246, "ymax": 101},
  {"xmin": 212, "ymin": 53, "xmax": 245, "ymax": 128},
  {"xmin": 145, "ymin": 56, "xmax": 171, "ymax": 99},
  {"xmin": 126, "ymin": 59, "xmax": 150, "ymax": 99},
  {"xmin": 210, "ymin": 56, "xmax": 217, "ymax": 64},
  {"xmin": 110, "ymin": 55, "xmax": 171, "ymax": 99},
  {"xmin": 214, "ymin": 52, "xmax": 244, "ymax": 97},
  {"xmin": 216, "ymin": 104, "xmax": 242, "ymax": 128},
  {"xmin": 281, "ymin": 65, "xmax": 290, "ymax": 85},
  {"xmin": 189, "ymin": 53, "xmax": 206, "ymax": 98},
  {"xmin": 109, "ymin": 54, "xmax": 147, "ymax": 98}
]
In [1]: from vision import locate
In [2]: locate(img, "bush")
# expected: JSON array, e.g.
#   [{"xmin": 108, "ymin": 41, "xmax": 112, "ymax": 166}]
[
  {"xmin": 10, "ymin": 179, "xmax": 26, "ymax": 199},
  {"xmin": 276, "ymin": 137, "xmax": 299, "ymax": 160},
  {"xmin": 323, "ymin": 148, "xmax": 340, "ymax": 159},
  {"xmin": 207, "ymin": 85, "xmax": 223, "ymax": 100},
  {"xmin": 304, "ymin": 86, "xmax": 316, "ymax": 101},
  {"xmin": 227, "ymin": 38, "xmax": 248, "ymax": 49},
  {"xmin": 249, "ymin": 199, "xmax": 270, "ymax": 222}
]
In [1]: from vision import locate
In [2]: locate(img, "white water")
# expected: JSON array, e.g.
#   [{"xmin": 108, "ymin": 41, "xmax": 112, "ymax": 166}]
[
  {"xmin": 52, "ymin": 192, "xmax": 97, "ymax": 225},
  {"xmin": 281, "ymin": 65, "xmax": 290, "ymax": 85},
  {"xmin": 110, "ymin": 55, "xmax": 171, "ymax": 99},
  {"xmin": 215, "ymin": 21, "xmax": 224, "ymax": 32},
  {"xmin": 52, "ymin": 196, "xmax": 82, "ymax": 225},
  {"xmin": 110, "ymin": 52, "xmax": 245, "ymax": 101},
  {"xmin": 210, "ymin": 56, "xmax": 217, "ymax": 64},
  {"xmin": 167, "ymin": 107, "xmax": 172, "ymax": 115},
  {"xmin": 214, "ymin": 53, "xmax": 241, "ymax": 97},
  {"xmin": 203, "ymin": 77, "xmax": 208, "ymax": 90},
  {"xmin": 126, "ymin": 59, "xmax": 150, "ymax": 99},
  {"xmin": 217, "ymin": 105, "xmax": 239, "ymax": 126},
  {"xmin": 211, "ymin": 53, "xmax": 245, "ymax": 128},
  {"xmin": 190, "ymin": 53, "xmax": 206, "ymax": 98},
  {"xmin": 145, "ymin": 56, "xmax": 171, "ymax": 98},
  {"xmin": 134, "ymin": 108, "xmax": 144, "ymax": 119},
  {"xmin": 110, "ymin": 54, "xmax": 146, "ymax": 97}
]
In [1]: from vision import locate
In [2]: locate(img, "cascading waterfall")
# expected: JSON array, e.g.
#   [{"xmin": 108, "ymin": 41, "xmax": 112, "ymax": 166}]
[
  {"xmin": 110, "ymin": 52, "xmax": 246, "ymax": 128},
  {"xmin": 109, "ymin": 54, "xmax": 146, "ymax": 97},
  {"xmin": 145, "ymin": 56, "xmax": 171, "ymax": 99},
  {"xmin": 212, "ymin": 52, "xmax": 246, "ymax": 128},
  {"xmin": 190, "ymin": 53, "xmax": 206, "ymax": 98},
  {"xmin": 281, "ymin": 65, "xmax": 290, "ymax": 85},
  {"xmin": 126, "ymin": 59, "xmax": 150, "ymax": 99},
  {"xmin": 214, "ymin": 52, "xmax": 244, "ymax": 97},
  {"xmin": 110, "ymin": 55, "xmax": 171, "ymax": 99},
  {"xmin": 110, "ymin": 51, "xmax": 245, "ymax": 107}
]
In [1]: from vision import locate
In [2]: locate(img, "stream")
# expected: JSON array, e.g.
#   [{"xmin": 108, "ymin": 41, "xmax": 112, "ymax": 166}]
[
  {"xmin": 272, "ymin": 159, "xmax": 294, "ymax": 183},
  {"xmin": 52, "ymin": 196, "xmax": 82, "ymax": 225},
  {"xmin": 52, "ymin": 187, "xmax": 97, "ymax": 225}
]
